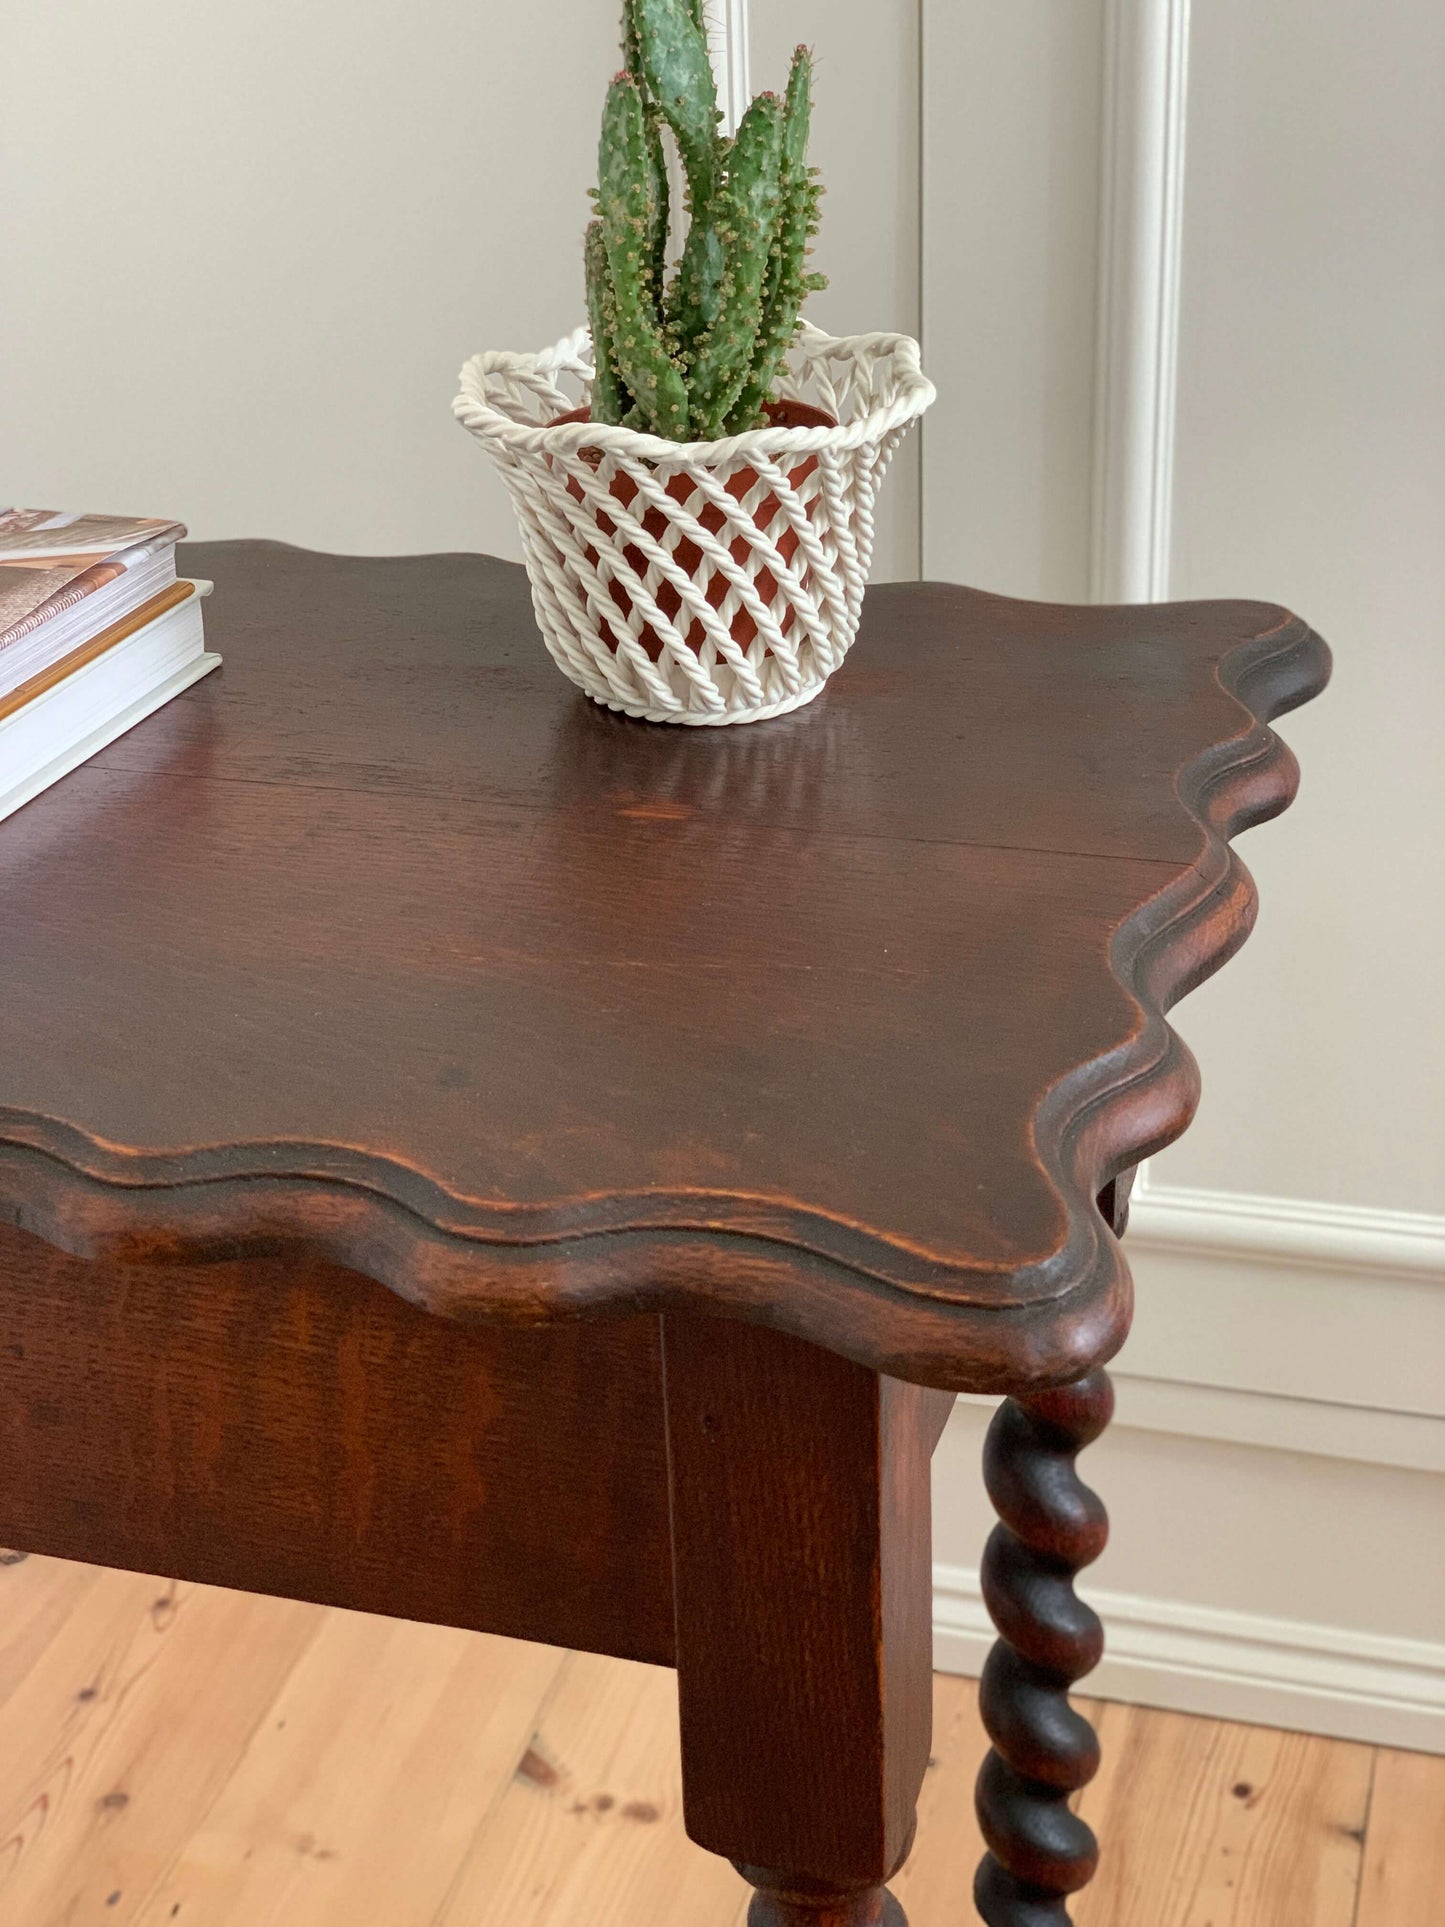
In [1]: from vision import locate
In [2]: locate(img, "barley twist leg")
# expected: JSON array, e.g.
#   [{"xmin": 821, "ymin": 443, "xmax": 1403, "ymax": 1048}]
[{"xmin": 973, "ymin": 1370, "xmax": 1113, "ymax": 1925}]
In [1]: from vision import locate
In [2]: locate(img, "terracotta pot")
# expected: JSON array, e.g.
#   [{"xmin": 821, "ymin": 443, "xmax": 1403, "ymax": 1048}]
[{"xmin": 546, "ymin": 398, "xmax": 837, "ymax": 664}]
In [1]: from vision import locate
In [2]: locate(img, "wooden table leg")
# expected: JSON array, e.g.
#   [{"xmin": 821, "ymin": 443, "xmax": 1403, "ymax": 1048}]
[
  {"xmin": 662, "ymin": 1315, "xmax": 946, "ymax": 1927},
  {"xmin": 973, "ymin": 1370, "xmax": 1114, "ymax": 1925},
  {"xmin": 738, "ymin": 1873, "xmax": 908, "ymax": 1925}
]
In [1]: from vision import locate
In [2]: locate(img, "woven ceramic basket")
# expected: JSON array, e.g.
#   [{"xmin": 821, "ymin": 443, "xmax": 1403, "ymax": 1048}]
[{"xmin": 453, "ymin": 324, "xmax": 935, "ymax": 725}]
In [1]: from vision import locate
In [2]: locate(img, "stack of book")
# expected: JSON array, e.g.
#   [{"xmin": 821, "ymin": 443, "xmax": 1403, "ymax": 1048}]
[{"xmin": 0, "ymin": 509, "xmax": 219, "ymax": 823}]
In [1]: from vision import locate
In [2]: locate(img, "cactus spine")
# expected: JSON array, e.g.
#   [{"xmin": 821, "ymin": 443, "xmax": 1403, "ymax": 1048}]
[{"xmin": 588, "ymin": 1, "xmax": 827, "ymax": 439}]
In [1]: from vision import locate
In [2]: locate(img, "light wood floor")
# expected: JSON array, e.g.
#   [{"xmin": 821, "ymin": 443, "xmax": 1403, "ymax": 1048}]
[{"xmin": 1, "ymin": 1554, "xmax": 1440, "ymax": 1925}]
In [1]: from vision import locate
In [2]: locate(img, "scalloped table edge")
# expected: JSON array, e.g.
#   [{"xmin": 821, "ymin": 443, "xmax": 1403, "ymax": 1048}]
[{"xmin": 0, "ymin": 610, "xmax": 1330, "ymax": 1393}]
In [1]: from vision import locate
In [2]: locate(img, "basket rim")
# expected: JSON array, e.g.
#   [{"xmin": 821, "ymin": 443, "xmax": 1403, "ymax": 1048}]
[{"xmin": 453, "ymin": 321, "xmax": 935, "ymax": 465}]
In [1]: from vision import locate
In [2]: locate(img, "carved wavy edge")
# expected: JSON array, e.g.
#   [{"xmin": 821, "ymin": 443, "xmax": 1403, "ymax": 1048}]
[{"xmin": 0, "ymin": 602, "xmax": 1329, "ymax": 1392}]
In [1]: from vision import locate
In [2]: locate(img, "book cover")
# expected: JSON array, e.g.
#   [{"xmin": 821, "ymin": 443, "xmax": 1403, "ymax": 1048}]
[{"xmin": 0, "ymin": 509, "xmax": 186, "ymax": 656}]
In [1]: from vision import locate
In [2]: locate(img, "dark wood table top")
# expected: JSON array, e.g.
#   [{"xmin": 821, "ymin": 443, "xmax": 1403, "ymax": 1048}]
[{"xmin": 0, "ymin": 543, "xmax": 1328, "ymax": 1390}]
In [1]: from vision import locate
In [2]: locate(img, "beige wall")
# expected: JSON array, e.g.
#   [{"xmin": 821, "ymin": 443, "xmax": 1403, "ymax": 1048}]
[
  {"xmin": 916, "ymin": 0, "xmax": 1444, "ymax": 1218},
  {"xmin": 920, "ymin": 1, "xmax": 1106, "ymax": 600},
  {"xmin": 1, "ymin": 1, "xmax": 620, "ymax": 559},
  {"xmin": 1160, "ymin": 0, "xmax": 1445, "ymax": 1209},
  {"xmin": 1, "ymin": 1, "xmax": 925, "ymax": 580}
]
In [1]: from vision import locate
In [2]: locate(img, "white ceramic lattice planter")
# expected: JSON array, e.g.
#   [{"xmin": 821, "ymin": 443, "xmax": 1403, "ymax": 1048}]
[{"xmin": 453, "ymin": 324, "xmax": 934, "ymax": 725}]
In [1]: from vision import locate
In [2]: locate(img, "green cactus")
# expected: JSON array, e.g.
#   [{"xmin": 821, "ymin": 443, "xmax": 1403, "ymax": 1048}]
[
  {"xmin": 587, "ymin": 9, "xmax": 827, "ymax": 440},
  {"xmin": 621, "ymin": 5, "xmax": 671, "ymax": 295},
  {"xmin": 685, "ymin": 90, "xmax": 786, "ymax": 438},
  {"xmin": 731, "ymin": 48, "xmax": 828, "ymax": 431},
  {"xmin": 596, "ymin": 74, "xmax": 690, "ymax": 440},
  {"xmin": 627, "ymin": 0, "xmax": 724, "ymax": 361},
  {"xmin": 584, "ymin": 220, "xmax": 628, "ymax": 423},
  {"xmin": 628, "ymin": 0, "xmax": 719, "ymax": 211}
]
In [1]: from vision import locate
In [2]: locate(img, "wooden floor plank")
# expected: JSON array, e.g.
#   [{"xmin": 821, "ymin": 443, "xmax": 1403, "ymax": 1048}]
[
  {"xmin": 0, "ymin": 1550, "xmax": 100, "ymax": 1717},
  {"xmin": 434, "ymin": 1649, "xmax": 746, "ymax": 1927},
  {"xmin": 890, "ymin": 1671, "xmax": 991, "ymax": 1923},
  {"xmin": 1075, "ymin": 1699, "xmax": 1374, "ymax": 1927},
  {"xmin": 133, "ymin": 1609, "xmax": 564, "ymax": 1925},
  {"xmin": 1355, "ymin": 1746, "xmax": 1445, "ymax": 1927},
  {"xmin": 0, "ymin": 1566, "xmax": 320, "ymax": 1922},
  {"xmin": 7, "ymin": 1560, "xmax": 1441, "ymax": 1926}
]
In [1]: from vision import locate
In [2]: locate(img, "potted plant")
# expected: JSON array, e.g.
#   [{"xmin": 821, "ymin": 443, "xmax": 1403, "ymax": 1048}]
[{"xmin": 455, "ymin": 0, "xmax": 934, "ymax": 725}]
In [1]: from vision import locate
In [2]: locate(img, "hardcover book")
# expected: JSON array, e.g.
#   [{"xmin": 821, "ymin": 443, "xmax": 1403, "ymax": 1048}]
[
  {"xmin": 0, "ymin": 509, "xmax": 189, "ymax": 698},
  {"xmin": 0, "ymin": 509, "xmax": 218, "ymax": 823}
]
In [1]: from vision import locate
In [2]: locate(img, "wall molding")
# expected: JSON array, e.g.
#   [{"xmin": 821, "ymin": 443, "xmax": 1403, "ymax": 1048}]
[
  {"xmin": 1090, "ymin": 0, "xmax": 1192, "ymax": 604},
  {"xmin": 1122, "ymin": 1174, "xmax": 1445, "ymax": 1423},
  {"xmin": 1084, "ymin": 0, "xmax": 1445, "ymax": 1318},
  {"xmin": 1128, "ymin": 1173, "xmax": 1445, "ymax": 1279},
  {"xmin": 956, "ymin": 1372, "xmax": 1445, "ymax": 1476},
  {"xmin": 944, "ymin": 1176, "xmax": 1445, "ymax": 1745},
  {"xmin": 707, "ymin": 1, "xmax": 751, "ymax": 135},
  {"xmin": 918, "ymin": 0, "xmax": 1443, "ymax": 1755},
  {"xmin": 933, "ymin": 1561, "xmax": 1445, "ymax": 1753}
]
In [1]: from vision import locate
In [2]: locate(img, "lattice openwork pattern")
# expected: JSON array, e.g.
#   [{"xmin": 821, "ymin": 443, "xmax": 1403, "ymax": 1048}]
[{"xmin": 454, "ymin": 325, "xmax": 934, "ymax": 724}]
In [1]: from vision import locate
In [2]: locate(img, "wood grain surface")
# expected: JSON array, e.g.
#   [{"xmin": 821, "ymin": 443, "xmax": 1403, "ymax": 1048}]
[
  {"xmin": 1075, "ymin": 1699, "xmax": 1376, "ymax": 1927},
  {"xmin": 663, "ymin": 1317, "xmax": 950, "ymax": 1909},
  {"xmin": 0, "ymin": 1220, "xmax": 676, "ymax": 1666},
  {"xmin": 1354, "ymin": 1747, "xmax": 1445, "ymax": 1927},
  {"xmin": 0, "ymin": 546, "xmax": 1328, "ymax": 1389},
  {"xmin": 3, "ymin": 1556, "xmax": 1438, "ymax": 1926}
]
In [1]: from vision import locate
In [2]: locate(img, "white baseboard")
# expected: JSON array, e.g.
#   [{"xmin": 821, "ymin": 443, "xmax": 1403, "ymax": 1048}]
[{"xmin": 933, "ymin": 1562, "xmax": 1445, "ymax": 1754}]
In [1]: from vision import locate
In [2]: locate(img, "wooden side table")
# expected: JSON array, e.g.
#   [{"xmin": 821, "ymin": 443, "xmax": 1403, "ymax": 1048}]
[{"xmin": 0, "ymin": 545, "xmax": 1328, "ymax": 1925}]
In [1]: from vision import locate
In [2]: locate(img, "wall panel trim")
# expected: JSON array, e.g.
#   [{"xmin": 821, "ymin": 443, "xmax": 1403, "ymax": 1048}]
[
  {"xmin": 954, "ymin": 1375, "xmax": 1445, "ymax": 1477},
  {"xmin": 707, "ymin": 1, "xmax": 752, "ymax": 135},
  {"xmin": 1090, "ymin": 0, "xmax": 1192, "ymax": 603},
  {"xmin": 1129, "ymin": 1175, "xmax": 1445, "ymax": 1280}
]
